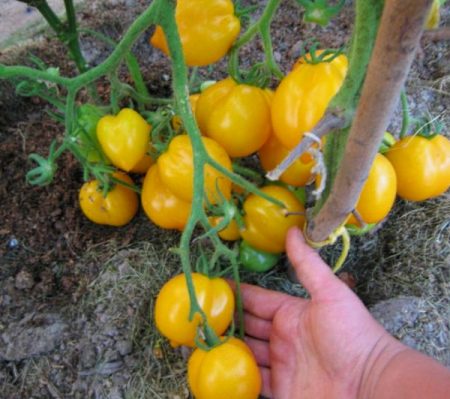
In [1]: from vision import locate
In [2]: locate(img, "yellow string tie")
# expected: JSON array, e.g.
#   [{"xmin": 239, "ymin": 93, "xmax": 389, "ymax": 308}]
[{"xmin": 303, "ymin": 222, "xmax": 351, "ymax": 273}]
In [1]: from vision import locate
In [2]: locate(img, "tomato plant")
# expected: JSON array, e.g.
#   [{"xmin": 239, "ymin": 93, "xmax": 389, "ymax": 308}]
[
  {"xmin": 79, "ymin": 172, "xmax": 138, "ymax": 226},
  {"xmin": 188, "ymin": 337, "xmax": 261, "ymax": 399},
  {"xmin": 2, "ymin": 1, "xmax": 441, "ymax": 396},
  {"xmin": 150, "ymin": 0, "xmax": 240, "ymax": 67},
  {"xmin": 195, "ymin": 78, "xmax": 272, "ymax": 157},
  {"xmin": 241, "ymin": 185, "xmax": 305, "ymax": 254},
  {"xmin": 154, "ymin": 273, "xmax": 234, "ymax": 347},
  {"xmin": 97, "ymin": 108, "xmax": 151, "ymax": 172},
  {"xmin": 386, "ymin": 134, "xmax": 450, "ymax": 201}
]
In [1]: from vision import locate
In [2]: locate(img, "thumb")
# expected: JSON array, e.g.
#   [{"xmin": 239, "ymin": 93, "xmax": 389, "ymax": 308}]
[{"xmin": 286, "ymin": 227, "xmax": 346, "ymax": 300}]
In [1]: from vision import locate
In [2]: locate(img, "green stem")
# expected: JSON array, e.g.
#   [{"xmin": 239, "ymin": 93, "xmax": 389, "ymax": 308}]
[
  {"xmin": 399, "ymin": 90, "xmax": 410, "ymax": 138},
  {"xmin": 125, "ymin": 54, "xmax": 150, "ymax": 111},
  {"xmin": 157, "ymin": 0, "xmax": 220, "ymax": 347},
  {"xmin": 228, "ymin": 0, "xmax": 282, "ymax": 82},
  {"xmin": 33, "ymin": 0, "xmax": 65, "ymax": 35},
  {"xmin": 314, "ymin": 0, "xmax": 384, "ymax": 213},
  {"xmin": 63, "ymin": 0, "xmax": 88, "ymax": 73}
]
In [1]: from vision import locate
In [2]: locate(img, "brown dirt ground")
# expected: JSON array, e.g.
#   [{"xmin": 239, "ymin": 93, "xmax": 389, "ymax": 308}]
[{"xmin": 0, "ymin": 1, "xmax": 449, "ymax": 398}]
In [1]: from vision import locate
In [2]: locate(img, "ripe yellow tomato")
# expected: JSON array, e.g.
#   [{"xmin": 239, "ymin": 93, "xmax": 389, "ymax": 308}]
[
  {"xmin": 97, "ymin": 108, "xmax": 151, "ymax": 172},
  {"xmin": 271, "ymin": 53, "xmax": 348, "ymax": 149},
  {"xmin": 157, "ymin": 135, "xmax": 232, "ymax": 204},
  {"xmin": 347, "ymin": 153, "xmax": 397, "ymax": 225},
  {"xmin": 258, "ymin": 134, "xmax": 315, "ymax": 187},
  {"xmin": 141, "ymin": 164, "xmax": 191, "ymax": 231},
  {"xmin": 386, "ymin": 134, "xmax": 450, "ymax": 201},
  {"xmin": 209, "ymin": 216, "xmax": 240, "ymax": 241},
  {"xmin": 79, "ymin": 172, "xmax": 138, "ymax": 226},
  {"xmin": 150, "ymin": 0, "xmax": 240, "ymax": 67},
  {"xmin": 241, "ymin": 185, "xmax": 305, "ymax": 253},
  {"xmin": 154, "ymin": 273, "xmax": 235, "ymax": 347},
  {"xmin": 196, "ymin": 78, "xmax": 272, "ymax": 157},
  {"xmin": 188, "ymin": 337, "xmax": 261, "ymax": 399}
]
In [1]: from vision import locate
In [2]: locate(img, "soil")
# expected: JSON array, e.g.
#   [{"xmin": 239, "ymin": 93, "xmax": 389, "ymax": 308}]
[{"xmin": 0, "ymin": 0, "xmax": 449, "ymax": 398}]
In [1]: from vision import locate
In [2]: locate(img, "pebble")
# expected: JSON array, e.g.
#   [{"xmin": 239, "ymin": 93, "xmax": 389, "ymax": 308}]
[
  {"xmin": 14, "ymin": 270, "xmax": 34, "ymax": 290},
  {"xmin": 116, "ymin": 340, "xmax": 132, "ymax": 357}
]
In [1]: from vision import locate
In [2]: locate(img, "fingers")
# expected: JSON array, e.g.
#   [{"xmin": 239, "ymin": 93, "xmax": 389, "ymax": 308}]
[
  {"xmin": 245, "ymin": 336, "xmax": 270, "ymax": 367},
  {"xmin": 286, "ymin": 227, "xmax": 344, "ymax": 301},
  {"xmin": 244, "ymin": 313, "xmax": 272, "ymax": 340},
  {"xmin": 260, "ymin": 366, "xmax": 272, "ymax": 399},
  {"xmin": 240, "ymin": 282, "xmax": 299, "ymax": 321}
]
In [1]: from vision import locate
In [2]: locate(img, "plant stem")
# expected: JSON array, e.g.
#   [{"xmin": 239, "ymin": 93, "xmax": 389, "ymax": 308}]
[
  {"xmin": 399, "ymin": 90, "xmax": 410, "ymax": 138},
  {"xmin": 228, "ymin": 0, "xmax": 282, "ymax": 81},
  {"xmin": 308, "ymin": 0, "xmax": 433, "ymax": 243},
  {"xmin": 63, "ymin": 0, "xmax": 88, "ymax": 73},
  {"xmin": 157, "ymin": 0, "xmax": 215, "ymax": 341},
  {"xmin": 313, "ymin": 0, "xmax": 384, "ymax": 213}
]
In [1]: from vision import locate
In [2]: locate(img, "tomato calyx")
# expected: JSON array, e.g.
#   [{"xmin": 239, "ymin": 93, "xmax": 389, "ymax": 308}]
[
  {"xmin": 232, "ymin": 62, "xmax": 273, "ymax": 88},
  {"xmin": 194, "ymin": 325, "xmax": 233, "ymax": 352},
  {"xmin": 143, "ymin": 107, "xmax": 178, "ymax": 156},
  {"xmin": 414, "ymin": 115, "xmax": 443, "ymax": 140},
  {"xmin": 296, "ymin": 41, "xmax": 344, "ymax": 65}
]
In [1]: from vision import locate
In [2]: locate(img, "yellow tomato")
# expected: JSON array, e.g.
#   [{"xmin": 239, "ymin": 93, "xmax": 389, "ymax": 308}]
[
  {"xmin": 241, "ymin": 185, "xmax": 305, "ymax": 253},
  {"xmin": 196, "ymin": 78, "xmax": 272, "ymax": 157},
  {"xmin": 141, "ymin": 164, "xmax": 191, "ymax": 231},
  {"xmin": 209, "ymin": 216, "xmax": 241, "ymax": 241},
  {"xmin": 154, "ymin": 273, "xmax": 235, "ymax": 347},
  {"xmin": 347, "ymin": 153, "xmax": 397, "ymax": 225},
  {"xmin": 258, "ymin": 134, "xmax": 315, "ymax": 187},
  {"xmin": 79, "ymin": 173, "xmax": 138, "ymax": 226},
  {"xmin": 97, "ymin": 108, "xmax": 151, "ymax": 172},
  {"xmin": 157, "ymin": 135, "xmax": 232, "ymax": 204},
  {"xmin": 188, "ymin": 337, "xmax": 261, "ymax": 399},
  {"xmin": 271, "ymin": 53, "xmax": 348, "ymax": 149},
  {"xmin": 386, "ymin": 134, "xmax": 450, "ymax": 201},
  {"xmin": 150, "ymin": 0, "xmax": 240, "ymax": 66}
]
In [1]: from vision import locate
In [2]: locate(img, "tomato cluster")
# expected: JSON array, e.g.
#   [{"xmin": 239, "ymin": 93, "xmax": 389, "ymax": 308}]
[
  {"xmin": 154, "ymin": 272, "xmax": 262, "ymax": 399},
  {"xmin": 73, "ymin": 3, "xmax": 450, "ymax": 397}
]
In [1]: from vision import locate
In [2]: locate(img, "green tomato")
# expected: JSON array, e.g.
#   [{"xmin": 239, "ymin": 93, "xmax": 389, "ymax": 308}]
[{"xmin": 239, "ymin": 241, "xmax": 281, "ymax": 273}]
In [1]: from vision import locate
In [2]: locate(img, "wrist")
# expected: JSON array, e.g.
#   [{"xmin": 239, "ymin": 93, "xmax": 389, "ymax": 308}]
[{"xmin": 357, "ymin": 334, "xmax": 408, "ymax": 399}]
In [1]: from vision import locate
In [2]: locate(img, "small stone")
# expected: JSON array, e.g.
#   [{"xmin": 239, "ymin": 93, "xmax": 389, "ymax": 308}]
[
  {"xmin": 15, "ymin": 270, "xmax": 34, "ymax": 290},
  {"xmin": 104, "ymin": 348, "xmax": 120, "ymax": 362},
  {"xmin": 116, "ymin": 340, "xmax": 132, "ymax": 357},
  {"xmin": 7, "ymin": 237, "xmax": 19, "ymax": 249},
  {"xmin": 103, "ymin": 324, "xmax": 119, "ymax": 337},
  {"xmin": 80, "ymin": 342, "xmax": 97, "ymax": 369}
]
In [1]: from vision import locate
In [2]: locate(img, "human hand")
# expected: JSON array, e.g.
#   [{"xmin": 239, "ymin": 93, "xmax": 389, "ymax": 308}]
[{"xmin": 241, "ymin": 227, "xmax": 403, "ymax": 399}]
